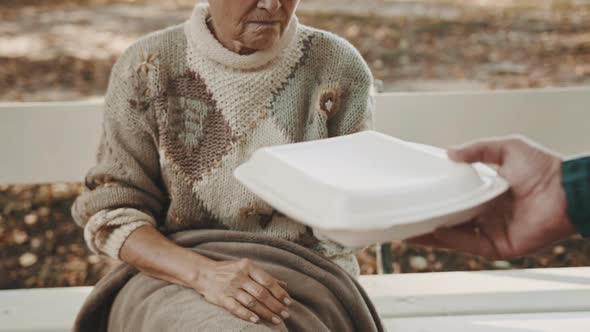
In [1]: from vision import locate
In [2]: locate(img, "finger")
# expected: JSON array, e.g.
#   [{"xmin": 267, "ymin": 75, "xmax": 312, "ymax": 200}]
[
  {"xmin": 409, "ymin": 220, "xmax": 477, "ymax": 249},
  {"xmin": 222, "ymin": 297, "xmax": 260, "ymax": 324},
  {"xmin": 448, "ymin": 138, "xmax": 509, "ymax": 165},
  {"xmin": 242, "ymin": 280, "xmax": 287, "ymax": 323},
  {"xmin": 476, "ymin": 212, "xmax": 514, "ymax": 258},
  {"xmin": 234, "ymin": 289, "xmax": 258, "ymax": 310},
  {"xmin": 407, "ymin": 233, "xmax": 445, "ymax": 247},
  {"xmin": 481, "ymin": 194, "xmax": 506, "ymax": 213},
  {"xmin": 236, "ymin": 290, "xmax": 289, "ymax": 325},
  {"xmin": 433, "ymin": 223, "xmax": 498, "ymax": 258},
  {"xmin": 278, "ymin": 280, "xmax": 288, "ymax": 290},
  {"xmin": 249, "ymin": 267, "xmax": 293, "ymax": 306}
]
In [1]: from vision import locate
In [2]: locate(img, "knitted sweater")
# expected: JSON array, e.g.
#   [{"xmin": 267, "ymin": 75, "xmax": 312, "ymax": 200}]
[{"xmin": 71, "ymin": 4, "xmax": 374, "ymax": 276}]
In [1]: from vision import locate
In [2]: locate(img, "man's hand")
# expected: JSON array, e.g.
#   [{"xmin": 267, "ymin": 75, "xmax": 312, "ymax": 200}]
[{"xmin": 413, "ymin": 136, "xmax": 577, "ymax": 259}]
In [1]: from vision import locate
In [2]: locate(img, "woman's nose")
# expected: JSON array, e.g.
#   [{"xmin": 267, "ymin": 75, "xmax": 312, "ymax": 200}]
[{"xmin": 257, "ymin": 0, "xmax": 282, "ymax": 13}]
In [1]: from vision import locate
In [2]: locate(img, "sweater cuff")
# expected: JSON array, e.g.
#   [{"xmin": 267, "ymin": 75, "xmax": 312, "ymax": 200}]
[
  {"xmin": 562, "ymin": 156, "xmax": 590, "ymax": 238},
  {"xmin": 84, "ymin": 208, "xmax": 157, "ymax": 260},
  {"xmin": 101, "ymin": 221, "xmax": 153, "ymax": 259}
]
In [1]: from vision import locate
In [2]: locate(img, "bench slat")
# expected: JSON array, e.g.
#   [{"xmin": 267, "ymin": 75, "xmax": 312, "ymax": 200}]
[
  {"xmin": 384, "ymin": 312, "xmax": 590, "ymax": 332},
  {"xmin": 0, "ymin": 100, "xmax": 103, "ymax": 184},
  {"xmin": 375, "ymin": 87, "xmax": 590, "ymax": 157},
  {"xmin": 0, "ymin": 287, "xmax": 92, "ymax": 332},
  {"xmin": 360, "ymin": 267, "xmax": 590, "ymax": 318}
]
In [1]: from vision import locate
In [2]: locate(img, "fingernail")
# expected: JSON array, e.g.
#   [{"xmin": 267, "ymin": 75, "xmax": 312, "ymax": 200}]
[
  {"xmin": 250, "ymin": 316, "xmax": 259, "ymax": 324},
  {"xmin": 272, "ymin": 317, "xmax": 282, "ymax": 325},
  {"xmin": 284, "ymin": 298, "xmax": 292, "ymax": 306},
  {"xmin": 281, "ymin": 311, "xmax": 290, "ymax": 319}
]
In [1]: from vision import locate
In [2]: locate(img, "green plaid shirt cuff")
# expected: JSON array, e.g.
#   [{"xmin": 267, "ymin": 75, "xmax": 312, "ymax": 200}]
[{"xmin": 562, "ymin": 156, "xmax": 590, "ymax": 238}]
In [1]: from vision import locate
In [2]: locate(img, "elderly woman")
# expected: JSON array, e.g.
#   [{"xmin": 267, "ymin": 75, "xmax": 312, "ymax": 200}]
[{"xmin": 72, "ymin": 0, "xmax": 380, "ymax": 331}]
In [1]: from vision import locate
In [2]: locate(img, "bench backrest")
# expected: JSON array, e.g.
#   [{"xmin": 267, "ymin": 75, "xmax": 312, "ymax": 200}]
[
  {"xmin": 374, "ymin": 87, "xmax": 590, "ymax": 155},
  {"xmin": 1, "ymin": 88, "xmax": 589, "ymax": 184}
]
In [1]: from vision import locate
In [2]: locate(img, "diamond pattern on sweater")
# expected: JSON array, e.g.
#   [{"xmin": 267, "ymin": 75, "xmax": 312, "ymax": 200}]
[
  {"xmin": 191, "ymin": 116, "xmax": 308, "ymax": 240},
  {"xmin": 159, "ymin": 71, "xmax": 235, "ymax": 183}
]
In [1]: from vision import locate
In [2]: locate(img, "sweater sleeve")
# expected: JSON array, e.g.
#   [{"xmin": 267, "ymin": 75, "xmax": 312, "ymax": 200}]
[
  {"xmin": 71, "ymin": 47, "xmax": 167, "ymax": 259},
  {"xmin": 327, "ymin": 42, "xmax": 375, "ymax": 136},
  {"xmin": 562, "ymin": 156, "xmax": 590, "ymax": 238}
]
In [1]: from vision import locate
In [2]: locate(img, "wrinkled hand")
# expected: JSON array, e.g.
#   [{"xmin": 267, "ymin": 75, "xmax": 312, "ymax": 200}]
[
  {"xmin": 191, "ymin": 258, "xmax": 293, "ymax": 325},
  {"xmin": 412, "ymin": 136, "xmax": 576, "ymax": 259}
]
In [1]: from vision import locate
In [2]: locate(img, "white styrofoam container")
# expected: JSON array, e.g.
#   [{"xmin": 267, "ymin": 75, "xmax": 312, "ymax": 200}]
[{"xmin": 234, "ymin": 131, "xmax": 509, "ymax": 247}]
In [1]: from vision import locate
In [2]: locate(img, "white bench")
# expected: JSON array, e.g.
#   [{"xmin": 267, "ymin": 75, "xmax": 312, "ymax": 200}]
[{"xmin": 1, "ymin": 88, "xmax": 590, "ymax": 331}]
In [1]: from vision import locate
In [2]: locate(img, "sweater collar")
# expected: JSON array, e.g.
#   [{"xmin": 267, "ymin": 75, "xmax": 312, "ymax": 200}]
[{"xmin": 185, "ymin": 3, "xmax": 299, "ymax": 70}]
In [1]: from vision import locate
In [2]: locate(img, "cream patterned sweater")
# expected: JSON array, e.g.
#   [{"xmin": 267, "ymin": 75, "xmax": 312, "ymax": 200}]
[{"xmin": 71, "ymin": 4, "xmax": 374, "ymax": 276}]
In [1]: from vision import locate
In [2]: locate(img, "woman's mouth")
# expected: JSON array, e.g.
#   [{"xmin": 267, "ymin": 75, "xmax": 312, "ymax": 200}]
[{"xmin": 249, "ymin": 21, "xmax": 280, "ymax": 26}]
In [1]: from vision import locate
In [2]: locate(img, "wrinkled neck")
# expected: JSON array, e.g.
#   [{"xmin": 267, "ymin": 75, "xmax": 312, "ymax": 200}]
[{"xmin": 186, "ymin": 3, "xmax": 299, "ymax": 70}]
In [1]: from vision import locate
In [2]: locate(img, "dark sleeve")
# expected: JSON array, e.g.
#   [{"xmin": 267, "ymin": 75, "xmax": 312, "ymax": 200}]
[{"xmin": 562, "ymin": 156, "xmax": 590, "ymax": 238}]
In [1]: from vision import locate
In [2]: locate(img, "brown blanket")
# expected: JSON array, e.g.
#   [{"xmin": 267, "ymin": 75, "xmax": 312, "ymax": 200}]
[{"xmin": 73, "ymin": 230, "xmax": 385, "ymax": 332}]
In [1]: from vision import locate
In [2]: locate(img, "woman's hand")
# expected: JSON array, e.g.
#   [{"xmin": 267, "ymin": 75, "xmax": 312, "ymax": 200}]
[
  {"xmin": 119, "ymin": 226, "xmax": 293, "ymax": 325},
  {"xmin": 191, "ymin": 258, "xmax": 293, "ymax": 325}
]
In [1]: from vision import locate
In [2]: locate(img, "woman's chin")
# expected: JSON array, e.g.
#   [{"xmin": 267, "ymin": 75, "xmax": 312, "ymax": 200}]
[
  {"xmin": 245, "ymin": 35, "xmax": 281, "ymax": 52},
  {"xmin": 242, "ymin": 26, "xmax": 282, "ymax": 49}
]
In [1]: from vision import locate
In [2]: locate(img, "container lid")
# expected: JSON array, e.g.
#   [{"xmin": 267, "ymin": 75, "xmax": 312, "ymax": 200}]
[{"xmin": 234, "ymin": 131, "xmax": 509, "ymax": 231}]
